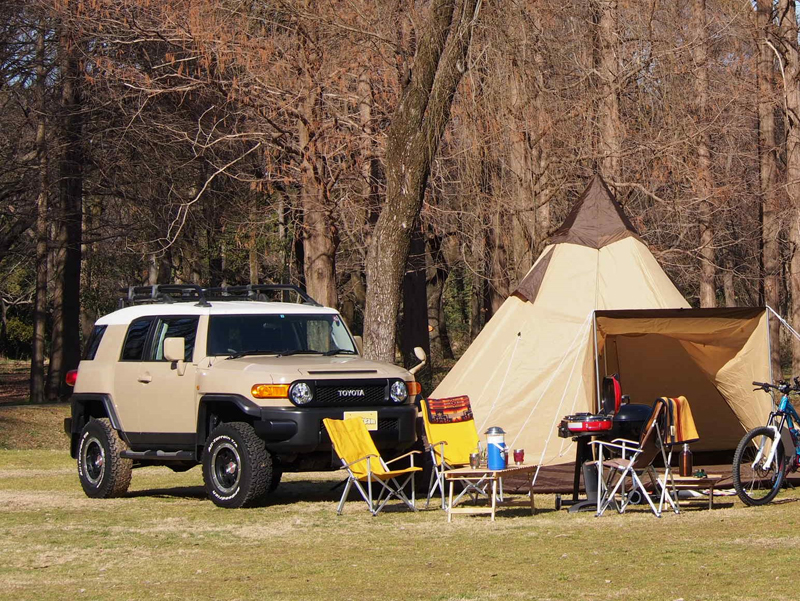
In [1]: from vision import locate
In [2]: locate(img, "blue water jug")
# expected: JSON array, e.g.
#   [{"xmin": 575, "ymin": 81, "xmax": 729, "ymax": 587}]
[{"xmin": 485, "ymin": 426, "xmax": 507, "ymax": 470}]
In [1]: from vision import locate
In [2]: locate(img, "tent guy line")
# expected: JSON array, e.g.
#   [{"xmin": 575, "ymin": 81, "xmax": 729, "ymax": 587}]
[
  {"xmin": 529, "ymin": 312, "xmax": 594, "ymax": 488},
  {"xmin": 477, "ymin": 331, "xmax": 522, "ymax": 433}
]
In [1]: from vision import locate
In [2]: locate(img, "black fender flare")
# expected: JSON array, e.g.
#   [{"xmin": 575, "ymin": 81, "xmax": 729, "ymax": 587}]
[
  {"xmin": 68, "ymin": 393, "xmax": 124, "ymax": 457},
  {"xmin": 196, "ymin": 394, "xmax": 265, "ymax": 458}
]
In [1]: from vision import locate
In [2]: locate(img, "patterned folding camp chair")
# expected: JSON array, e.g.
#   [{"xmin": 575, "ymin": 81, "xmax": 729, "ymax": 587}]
[
  {"xmin": 421, "ymin": 396, "xmax": 488, "ymax": 510},
  {"xmin": 324, "ymin": 417, "xmax": 421, "ymax": 516},
  {"xmin": 591, "ymin": 398, "xmax": 681, "ymax": 517}
]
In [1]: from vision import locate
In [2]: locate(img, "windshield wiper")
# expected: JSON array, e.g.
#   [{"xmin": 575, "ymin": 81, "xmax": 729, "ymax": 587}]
[
  {"xmin": 275, "ymin": 350, "xmax": 320, "ymax": 357},
  {"xmin": 322, "ymin": 348, "xmax": 357, "ymax": 356},
  {"xmin": 225, "ymin": 349, "xmax": 277, "ymax": 360}
]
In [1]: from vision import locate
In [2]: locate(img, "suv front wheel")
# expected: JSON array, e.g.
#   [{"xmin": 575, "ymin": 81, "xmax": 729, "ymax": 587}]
[
  {"xmin": 202, "ymin": 422, "xmax": 273, "ymax": 508},
  {"xmin": 77, "ymin": 418, "xmax": 133, "ymax": 498}
]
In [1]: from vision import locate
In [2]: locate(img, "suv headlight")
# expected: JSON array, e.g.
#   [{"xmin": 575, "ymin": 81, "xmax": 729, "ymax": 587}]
[
  {"xmin": 289, "ymin": 382, "xmax": 314, "ymax": 405},
  {"xmin": 389, "ymin": 380, "xmax": 408, "ymax": 404}
]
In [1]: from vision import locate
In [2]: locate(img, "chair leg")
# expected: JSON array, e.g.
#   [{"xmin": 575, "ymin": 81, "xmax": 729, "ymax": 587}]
[
  {"xmin": 630, "ymin": 470, "xmax": 660, "ymax": 517},
  {"xmin": 337, "ymin": 477, "xmax": 353, "ymax": 515},
  {"xmin": 597, "ymin": 468, "xmax": 629, "ymax": 516}
]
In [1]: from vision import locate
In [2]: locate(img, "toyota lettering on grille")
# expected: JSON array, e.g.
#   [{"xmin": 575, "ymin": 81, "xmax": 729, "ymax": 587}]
[{"xmin": 338, "ymin": 389, "xmax": 366, "ymax": 397}]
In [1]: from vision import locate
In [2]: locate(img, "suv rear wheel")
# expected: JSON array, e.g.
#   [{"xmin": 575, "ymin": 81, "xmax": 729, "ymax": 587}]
[
  {"xmin": 202, "ymin": 422, "xmax": 272, "ymax": 508},
  {"xmin": 77, "ymin": 418, "xmax": 133, "ymax": 498}
]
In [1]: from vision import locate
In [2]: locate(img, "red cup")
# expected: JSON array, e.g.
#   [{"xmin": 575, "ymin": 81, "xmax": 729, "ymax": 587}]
[{"xmin": 513, "ymin": 449, "xmax": 524, "ymax": 465}]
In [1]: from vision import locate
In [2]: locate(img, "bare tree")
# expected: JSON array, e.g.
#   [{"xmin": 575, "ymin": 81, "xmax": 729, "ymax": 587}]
[
  {"xmin": 777, "ymin": 0, "xmax": 800, "ymax": 373},
  {"xmin": 363, "ymin": 0, "xmax": 483, "ymax": 362},
  {"xmin": 30, "ymin": 21, "xmax": 49, "ymax": 404},
  {"xmin": 692, "ymin": 0, "xmax": 717, "ymax": 307},
  {"xmin": 758, "ymin": 0, "xmax": 782, "ymax": 376}
]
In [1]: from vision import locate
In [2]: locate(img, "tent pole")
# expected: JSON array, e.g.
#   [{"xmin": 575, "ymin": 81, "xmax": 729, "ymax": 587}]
[
  {"xmin": 593, "ymin": 310, "xmax": 601, "ymax": 413},
  {"xmin": 766, "ymin": 305, "xmax": 800, "ymax": 383},
  {"xmin": 766, "ymin": 307, "xmax": 775, "ymax": 385}
]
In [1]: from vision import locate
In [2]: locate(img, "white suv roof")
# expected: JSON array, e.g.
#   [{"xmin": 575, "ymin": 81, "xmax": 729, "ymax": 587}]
[{"xmin": 96, "ymin": 301, "xmax": 340, "ymax": 326}]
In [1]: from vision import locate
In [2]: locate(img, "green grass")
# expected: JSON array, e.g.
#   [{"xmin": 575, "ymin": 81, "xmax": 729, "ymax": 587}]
[{"xmin": 2, "ymin": 445, "xmax": 800, "ymax": 600}]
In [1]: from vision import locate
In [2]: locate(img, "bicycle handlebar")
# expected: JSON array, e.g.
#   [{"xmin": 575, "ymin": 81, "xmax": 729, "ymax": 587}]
[{"xmin": 752, "ymin": 380, "xmax": 799, "ymax": 394}]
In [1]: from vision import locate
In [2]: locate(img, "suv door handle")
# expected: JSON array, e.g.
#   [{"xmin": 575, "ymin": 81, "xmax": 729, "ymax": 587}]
[{"xmin": 138, "ymin": 374, "xmax": 152, "ymax": 383}]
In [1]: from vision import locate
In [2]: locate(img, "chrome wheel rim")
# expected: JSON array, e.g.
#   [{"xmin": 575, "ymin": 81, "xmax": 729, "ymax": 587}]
[
  {"xmin": 211, "ymin": 442, "xmax": 241, "ymax": 494},
  {"xmin": 82, "ymin": 436, "xmax": 105, "ymax": 485}
]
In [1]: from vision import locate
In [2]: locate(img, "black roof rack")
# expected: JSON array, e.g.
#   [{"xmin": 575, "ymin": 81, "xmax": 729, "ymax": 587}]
[
  {"xmin": 118, "ymin": 284, "xmax": 320, "ymax": 308},
  {"xmin": 203, "ymin": 285, "xmax": 321, "ymax": 306}
]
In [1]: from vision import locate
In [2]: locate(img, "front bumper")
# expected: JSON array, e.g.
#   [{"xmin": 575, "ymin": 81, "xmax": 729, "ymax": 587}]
[{"xmin": 253, "ymin": 405, "xmax": 418, "ymax": 454}]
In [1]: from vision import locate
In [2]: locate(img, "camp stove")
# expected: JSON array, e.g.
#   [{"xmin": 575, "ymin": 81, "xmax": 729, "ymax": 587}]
[{"xmin": 557, "ymin": 413, "xmax": 613, "ymax": 438}]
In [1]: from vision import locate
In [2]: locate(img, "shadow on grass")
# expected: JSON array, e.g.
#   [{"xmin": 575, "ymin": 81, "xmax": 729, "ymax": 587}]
[{"xmin": 126, "ymin": 479, "xmax": 344, "ymax": 506}]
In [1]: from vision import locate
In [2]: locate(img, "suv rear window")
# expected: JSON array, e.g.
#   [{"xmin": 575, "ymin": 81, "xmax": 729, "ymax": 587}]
[
  {"xmin": 82, "ymin": 325, "xmax": 107, "ymax": 360},
  {"xmin": 120, "ymin": 317, "xmax": 154, "ymax": 361}
]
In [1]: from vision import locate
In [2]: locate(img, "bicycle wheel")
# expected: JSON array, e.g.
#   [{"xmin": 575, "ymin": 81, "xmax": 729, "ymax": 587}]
[{"xmin": 732, "ymin": 426, "xmax": 786, "ymax": 506}]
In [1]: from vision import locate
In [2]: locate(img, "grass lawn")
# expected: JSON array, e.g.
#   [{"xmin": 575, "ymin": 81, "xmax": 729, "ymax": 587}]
[{"xmin": 2, "ymin": 437, "xmax": 800, "ymax": 600}]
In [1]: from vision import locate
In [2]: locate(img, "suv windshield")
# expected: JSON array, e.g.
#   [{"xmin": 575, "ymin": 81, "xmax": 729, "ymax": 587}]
[{"xmin": 207, "ymin": 313, "xmax": 357, "ymax": 357}]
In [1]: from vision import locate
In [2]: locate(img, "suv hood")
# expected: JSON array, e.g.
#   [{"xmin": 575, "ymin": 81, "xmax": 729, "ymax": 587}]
[{"xmin": 207, "ymin": 354, "xmax": 413, "ymax": 381}]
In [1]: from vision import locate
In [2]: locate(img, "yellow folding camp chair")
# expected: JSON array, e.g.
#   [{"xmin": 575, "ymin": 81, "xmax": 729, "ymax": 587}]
[
  {"xmin": 324, "ymin": 417, "xmax": 421, "ymax": 516},
  {"xmin": 421, "ymin": 396, "xmax": 488, "ymax": 510}
]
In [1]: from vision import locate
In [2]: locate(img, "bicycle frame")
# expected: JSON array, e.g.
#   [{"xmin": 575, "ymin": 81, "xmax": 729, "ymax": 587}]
[{"xmin": 755, "ymin": 393, "xmax": 800, "ymax": 470}]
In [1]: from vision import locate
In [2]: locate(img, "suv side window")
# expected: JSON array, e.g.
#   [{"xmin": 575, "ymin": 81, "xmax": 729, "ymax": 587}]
[
  {"xmin": 82, "ymin": 325, "xmax": 107, "ymax": 360},
  {"xmin": 120, "ymin": 317, "xmax": 155, "ymax": 361},
  {"xmin": 151, "ymin": 317, "xmax": 199, "ymax": 362}
]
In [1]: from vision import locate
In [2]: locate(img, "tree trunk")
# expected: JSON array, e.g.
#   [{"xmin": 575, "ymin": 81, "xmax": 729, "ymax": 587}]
[
  {"xmin": 298, "ymin": 88, "xmax": 338, "ymax": 308},
  {"xmin": 592, "ymin": 0, "xmax": 622, "ymax": 180},
  {"xmin": 363, "ymin": 0, "xmax": 482, "ymax": 362},
  {"xmin": 426, "ymin": 231, "xmax": 453, "ymax": 361},
  {"xmin": 487, "ymin": 208, "xmax": 510, "ymax": 316},
  {"xmin": 758, "ymin": 0, "xmax": 782, "ymax": 378},
  {"xmin": 693, "ymin": 0, "xmax": 716, "ymax": 308},
  {"xmin": 778, "ymin": 0, "xmax": 800, "ymax": 375},
  {"xmin": 30, "ymin": 24, "xmax": 49, "ymax": 405},
  {"xmin": 723, "ymin": 262, "xmax": 737, "ymax": 308},
  {"xmin": 48, "ymin": 18, "xmax": 84, "ymax": 401},
  {"xmin": 402, "ymin": 223, "xmax": 432, "ymax": 388}
]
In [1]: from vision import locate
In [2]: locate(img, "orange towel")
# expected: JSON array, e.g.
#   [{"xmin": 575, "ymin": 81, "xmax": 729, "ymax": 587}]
[{"xmin": 660, "ymin": 396, "xmax": 699, "ymax": 445}]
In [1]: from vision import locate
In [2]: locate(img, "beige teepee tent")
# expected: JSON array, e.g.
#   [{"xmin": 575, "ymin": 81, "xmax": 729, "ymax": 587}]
[{"xmin": 431, "ymin": 175, "xmax": 773, "ymax": 465}]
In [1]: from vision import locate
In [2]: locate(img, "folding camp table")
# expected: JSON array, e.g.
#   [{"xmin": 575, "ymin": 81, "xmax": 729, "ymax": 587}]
[
  {"xmin": 669, "ymin": 474, "xmax": 722, "ymax": 509},
  {"xmin": 444, "ymin": 463, "xmax": 538, "ymax": 521}
]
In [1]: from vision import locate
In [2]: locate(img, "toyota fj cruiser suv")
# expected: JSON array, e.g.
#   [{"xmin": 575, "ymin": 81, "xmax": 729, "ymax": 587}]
[{"xmin": 64, "ymin": 284, "xmax": 420, "ymax": 508}]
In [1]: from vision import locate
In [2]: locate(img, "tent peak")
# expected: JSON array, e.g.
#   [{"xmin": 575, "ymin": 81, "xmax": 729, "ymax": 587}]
[{"xmin": 548, "ymin": 174, "xmax": 641, "ymax": 249}]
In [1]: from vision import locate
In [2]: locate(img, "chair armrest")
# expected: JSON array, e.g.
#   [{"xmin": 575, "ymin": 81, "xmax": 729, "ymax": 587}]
[
  {"xmin": 385, "ymin": 450, "xmax": 421, "ymax": 465},
  {"xmin": 590, "ymin": 440, "xmax": 640, "ymax": 451},
  {"xmin": 341, "ymin": 454, "xmax": 378, "ymax": 470},
  {"xmin": 429, "ymin": 440, "xmax": 447, "ymax": 467},
  {"xmin": 590, "ymin": 439, "xmax": 642, "ymax": 460}
]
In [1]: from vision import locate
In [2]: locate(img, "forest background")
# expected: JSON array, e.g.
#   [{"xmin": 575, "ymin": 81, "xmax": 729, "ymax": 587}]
[{"xmin": 2, "ymin": 0, "xmax": 800, "ymax": 403}]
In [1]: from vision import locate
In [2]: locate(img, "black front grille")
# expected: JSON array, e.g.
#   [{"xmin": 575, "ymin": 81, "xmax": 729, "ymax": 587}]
[
  {"xmin": 313, "ymin": 380, "xmax": 388, "ymax": 406},
  {"xmin": 377, "ymin": 418, "xmax": 398, "ymax": 432}
]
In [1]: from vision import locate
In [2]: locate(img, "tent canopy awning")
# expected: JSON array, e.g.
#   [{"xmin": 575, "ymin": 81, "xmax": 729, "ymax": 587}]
[{"xmin": 592, "ymin": 306, "xmax": 771, "ymax": 452}]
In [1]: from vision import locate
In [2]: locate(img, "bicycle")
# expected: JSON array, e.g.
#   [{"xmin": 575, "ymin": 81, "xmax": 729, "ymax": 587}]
[{"xmin": 732, "ymin": 378, "xmax": 800, "ymax": 506}]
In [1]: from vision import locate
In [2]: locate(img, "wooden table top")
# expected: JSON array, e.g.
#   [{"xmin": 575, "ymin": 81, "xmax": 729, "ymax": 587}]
[
  {"xmin": 670, "ymin": 474, "xmax": 722, "ymax": 485},
  {"xmin": 444, "ymin": 463, "xmax": 539, "ymax": 478}
]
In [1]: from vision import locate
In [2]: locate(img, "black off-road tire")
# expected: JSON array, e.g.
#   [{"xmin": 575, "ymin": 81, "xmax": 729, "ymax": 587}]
[
  {"xmin": 77, "ymin": 418, "xmax": 133, "ymax": 499},
  {"xmin": 202, "ymin": 422, "xmax": 272, "ymax": 508}
]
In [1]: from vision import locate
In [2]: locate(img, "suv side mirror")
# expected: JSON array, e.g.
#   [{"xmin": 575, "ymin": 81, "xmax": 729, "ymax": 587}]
[
  {"xmin": 409, "ymin": 346, "xmax": 427, "ymax": 375},
  {"xmin": 164, "ymin": 337, "xmax": 187, "ymax": 375}
]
